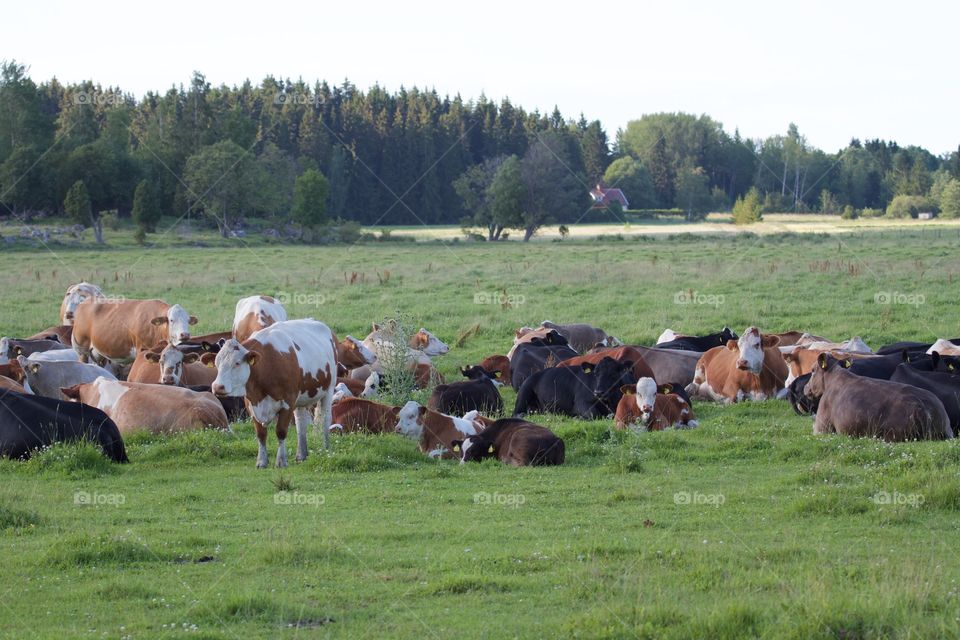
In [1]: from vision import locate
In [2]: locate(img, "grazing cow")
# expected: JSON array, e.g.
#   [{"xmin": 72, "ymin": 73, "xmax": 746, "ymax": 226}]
[
  {"xmin": 0, "ymin": 391, "xmax": 127, "ymax": 461},
  {"xmin": 232, "ymin": 295, "xmax": 288, "ymax": 342},
  {"xmin": 185, "ymin": 385, "xmax": 248, "ymax": 422},
  {"xmin": 428, "ymin": 366, "xmax": 504, "ymax": 416},
  {"xmin": 787, "ymin": 373, "xmax": 819, "ymax": 416},
  {"xmin": 331, "ymin": 398, "xmax": 401, "ymax": 434},
  {"xmin": 132, "ymin": 342, "xmax": 218, "ymax": 386},
  {"xmin": 394, "ymin": 401, "xmax": 484, "ymax": 458},
  {"xmin": 60, "ymin": 282, "xmax": 104, "ymax": 325},
  {"xmin": 558, "ymin": 346, "xmax": 656, "ymax": 383},
  {"xmin": 477, "ymin": 354, "xmax": 511, "ymax": 385},
  {"xmin": 71, "ymin": 299, "xmax": 198, "ymax": 364},
  {"xmin": 805, "ymin": 354, "xmax": 953, "ymax": 441},
  {"xmin": 514, "ymin": 357, "xmax": 635, "ymax": 419},
  {"xmin": 890, "ymin": 364, "xmax": 960, "ymax": 430},
  {"xmin": 614, "ymin": 378, "xmax": 697, "ymax": 431},
  {"xmin": 509, "ymin": 336, "xmax": 578, "ymax": 391},
  {"xmin": 451, "ymin": 418, "xmax": 564, "ymax": 466},
  {"xmin": 540, "ymin": 321, "xmax": 619, "ymax": 354},
  {"xmin": 16, "ymin": 356, "xmax": 116, "ymax": 399},
  {"xmin": 204, "ymin": 319, "xmax": 337, "ymax": 468},
  {"xmin": 655, "ymin": 327, "xmax": 738, "ymax": 352},
  {"xmin": 62, "ymin": 378, "xmax": 229, "ymax": 435},
  {"xmin": 0, "ymin": 338, "xmax": 69, "ymax": 364},
  {"xmin": 25, "ymin": 325, "xmax": 73, "ymax": 344},
  {"xmin": 687, "ymin": 327, "xmax": 787, "ymax": 403}
]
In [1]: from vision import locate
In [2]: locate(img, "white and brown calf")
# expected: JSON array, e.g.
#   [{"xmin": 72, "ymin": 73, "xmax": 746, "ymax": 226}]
[{"xmin": 615, "ymin": 378, "xmax": 697, "ymax": 431}]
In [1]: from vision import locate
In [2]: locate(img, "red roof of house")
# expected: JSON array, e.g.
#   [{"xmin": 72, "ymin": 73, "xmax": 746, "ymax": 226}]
[{"xmin": 590, "ymin": 185, "xmax": 630, "ymax": 208}]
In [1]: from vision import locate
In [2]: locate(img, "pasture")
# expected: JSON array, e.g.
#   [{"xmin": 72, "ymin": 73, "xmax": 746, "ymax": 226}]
[{"xmin": 2, "ymin": 226, "xmax": 960, "ymax": 639}]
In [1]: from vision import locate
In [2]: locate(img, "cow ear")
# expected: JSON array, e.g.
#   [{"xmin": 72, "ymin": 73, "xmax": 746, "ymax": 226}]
[
  {"xmin": 842, "ymin": 359, "xmax": 852, "ymax": 368},
  {"xmin": 372, "ymin": 323, "xmax": 381, "ymax": 331},
  {"xmin": 391, "ymin": 406, "xmax": 400, "ymax": 415},
  {"xmin": 200, "ymin": 353, "xmax": 217, "ymax": 367},
  {"xmin": 61, "ymin": 385, "xmax": 81, "ymax": 400},
  {"xmin": 725, "ymin": 340, "xmax": 738, "ymax": 350},
  {"xmin": 244, "ymin": 351, "xmax": 260, "ymax": 366},
  {"xmin": 451, "ymin": 440, "xmax": 462, "ymax": 452},
  {"xmin": 144, "ymin": 352, "xmax": 161, "ymax": 363},
  {"xmin": 818, "ymin": 353, "xmax": 828, "ymax": 369},
  {"xmin": 761, "ymin": 335, "xmax": 781, "ymax": 348},
  {"xmin": 182, "ymin": 353, "xmax": 200, "ymax": 364},
  {"xmin": 418, "ymin": 406, "xmax": 427, "ymax": 416},
  {"xmin": 188, "ymin": 316, "xmax": 198, "ymax": 326},
  {"xmin": 620, "ymin": 384, "xmax": 635, "ymax": 395}
]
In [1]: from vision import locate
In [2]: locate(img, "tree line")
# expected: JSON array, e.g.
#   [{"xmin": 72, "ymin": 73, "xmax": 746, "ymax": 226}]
[{"xmin": 1, "ymin": 61, "xmax": 959, "ymax": 242}]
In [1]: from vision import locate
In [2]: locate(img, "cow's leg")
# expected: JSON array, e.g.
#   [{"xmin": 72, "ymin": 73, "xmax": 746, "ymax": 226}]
[
  {"xmin": 254, "ymin": 419, "xmax": 269, "ymax": 468},
  {"xmin": 293, "ymin": 407, "xmax": 312, "ymax": 462},
  {"xmin": 318, "ymin": 390, "xmax": 333, "ymax": 450},
  {"xmin": 275, "ymin": 409, "xmax": 293, "ymax": 468}
]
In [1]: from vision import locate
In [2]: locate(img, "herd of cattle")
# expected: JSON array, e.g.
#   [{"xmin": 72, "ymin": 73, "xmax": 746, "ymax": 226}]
[{"xmin": 2, "ymin": 282, "xmax": 960, "ymax": 468}]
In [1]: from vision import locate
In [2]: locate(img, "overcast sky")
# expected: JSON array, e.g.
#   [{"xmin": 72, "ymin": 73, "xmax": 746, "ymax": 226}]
[{"xmin": 6, "ymin": 0, "xmax": 958, "ymax": 155}]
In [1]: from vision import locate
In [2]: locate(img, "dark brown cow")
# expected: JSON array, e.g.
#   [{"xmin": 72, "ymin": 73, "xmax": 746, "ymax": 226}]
[
  {"xmin": 451, "ymin": 418, "xmax": 565, "ymax": 466},
  {"xmin": 477, "ymin": 354, "xmax": 511, "ymax": 385},
  {"xmin": 805, "ymin": 354, "xmax": 953, "ymax": 442}
]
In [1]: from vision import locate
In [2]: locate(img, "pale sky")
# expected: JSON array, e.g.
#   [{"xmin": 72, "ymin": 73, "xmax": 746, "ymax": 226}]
[{"xmin": 6, "ymin": 0, "xmax": 959, "ymax": 155}]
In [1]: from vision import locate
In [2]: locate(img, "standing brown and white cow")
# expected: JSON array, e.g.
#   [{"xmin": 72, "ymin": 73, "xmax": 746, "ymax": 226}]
[
  {"xmin": 71, "ymin": 299, "xmax": 198, "ymax": 364},
  {"xmin": 232, "ymin": 295, "xmax": 288, "ymax": 342},
  {"xmin": 686, "ymin": 327, "xmax": 787, "ymax": 403},
  {"xmin": 205, "ymin": 319, "xmax": 337, "ymax": 468}
]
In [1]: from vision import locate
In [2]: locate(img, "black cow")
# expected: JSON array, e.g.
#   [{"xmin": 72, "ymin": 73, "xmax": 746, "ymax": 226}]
[
  {"xmin": 655, "ymin": 327, "xmax": 739, "ymax": 352},
  {"xmin": 877, "ymin": 338, "xmax": 960, "ymax": 356},
  {"xmin": 787, "ymin": 373, "xmax": 819, "ymax": 416},
  {"xmin": 514, "ymin": 356, "xmax": 635, "ymax": 419},
  {"xmin": 656, "ymin": 381, "xmax": 693, "ymax": 407},
  {"xmin": 427, "ymin": 366, "xmax": 504, "ymax": 416},
  {"xmin": 890, "ymin": 364, "xmax": 960, "ymax": 430},
  {"xmin": 451, "ymin": 418, "xmax": 564, "ymax": 466},
  {"xmin": 509, "ymin": 337, "xmax": 578, "ymax": 391},
  {"xmin": 186, "ymin": 385, "xmax": 248, "ymax": 422},
  {"xmin": 0, "ymin": 391, "xmax": 128, "ymax": 461}
]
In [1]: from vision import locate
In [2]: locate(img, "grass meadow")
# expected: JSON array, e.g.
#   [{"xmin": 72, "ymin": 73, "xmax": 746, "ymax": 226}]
[{"xmin": 2, "ymin": 223, "xmax": 960, "ymax": 638}]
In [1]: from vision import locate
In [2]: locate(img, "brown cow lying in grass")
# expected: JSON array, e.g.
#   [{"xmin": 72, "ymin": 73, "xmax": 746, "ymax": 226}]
[{"xmin": 804, "ymin": 354, "xmax": 953, "ymax": 442}]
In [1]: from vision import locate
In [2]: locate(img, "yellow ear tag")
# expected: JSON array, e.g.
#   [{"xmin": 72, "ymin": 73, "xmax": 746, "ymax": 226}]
[
  {"xmin": 660, "ymin": 386, "xmax": 670, "ymax": 394},
  {"xmin": 494, "ymin": 371, "xmax": 501, "ymax": 378},
  {"xmin": 950, "ymin": 364, "xmax": 956, "ymax": 371},
  {"xmin": 584, "ymin": 366, "xmax": 593, "ymax": 373},
  {"xmin": 843, "ymin": 360, "xmax": 852, "ymax": 368},
  {"xmin": 15, "ymin": 347, "xmax": 22, "ymax": 355},
  {"xmin": 487, "ymin": 445, "xmax": 495, "ymax": 454},
  {"xmin": 820, "ymin": 360, "xmax": 827, "ymax": 369},
  {"xmin": 453, "ymin": 445, "xmax": 460, "ymax": 452}
]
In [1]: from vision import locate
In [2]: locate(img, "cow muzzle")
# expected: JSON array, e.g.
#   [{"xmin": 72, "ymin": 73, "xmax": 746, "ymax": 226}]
[
  {"xmin": 161, "ymin": 375, "xmax": 176, "ymax": 385},
  {"xmin": 65, "ymin": 312, "xmax": 74, "ymax": 320},
  {"xmin": 640, "ymin": 404, "xmax": 653, "ymax": 413},
  {"xmin": 212, "ymin": 383, "xmax": 227, "ymax": 396}
]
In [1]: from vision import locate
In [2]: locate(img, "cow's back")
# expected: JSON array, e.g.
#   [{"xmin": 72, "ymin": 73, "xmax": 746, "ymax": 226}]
[
  {"xmin": 75, "ymin": 300, "xmax": 170, "ymax": 357},
  {"xmin": 113, "ymin": 384, "xmax": 228, "ymax": 434}
]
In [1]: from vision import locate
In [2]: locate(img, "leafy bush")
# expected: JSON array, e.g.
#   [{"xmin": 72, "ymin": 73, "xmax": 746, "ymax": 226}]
[
  {"xmin": 840, "ymin": 205, "xmax": 858, "ymax": 220},
  {"xmin": 940, "ymin": 179, "xmax": 960, "ymax": 218},
  {"xmin": 886, "ymin": 195, "xmax": 931, "ymax": 219},
  {"xmin": 859, "ymin": 207, "xmax": 884, "ymax": 218},
  {"xmin": 732, "ymin": 188, "xmax": 763, "ymax": 225}
]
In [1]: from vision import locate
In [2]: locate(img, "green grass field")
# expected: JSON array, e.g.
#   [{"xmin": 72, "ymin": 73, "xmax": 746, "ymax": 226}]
[{"xmin": 2, "ymin": 225, "xmax": 960, "ymax": 639}]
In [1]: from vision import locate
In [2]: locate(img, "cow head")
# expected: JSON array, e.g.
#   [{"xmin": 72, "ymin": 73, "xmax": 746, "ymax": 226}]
[
  {"xmin": 338, "ymin": 335, "xmax": 376, "ymax": 369},
  {"xmin": 788, "ymin": 373, "xmax": 818, "ymax": 416},
  {"xmin": 584, "ymin": 357, "xmax": 636, "ymax": 411},
  {"xmin": 207, "ymin": 338, "xmax": 258, "ymax": 397},
  {"xmin": 728, "ymin": 327, "xmax": 779, "ymax": 374},
  {"xmin": 395, "ymin": 401, "xmax": 426, "ymax": 438},
  {"xmin": 451, "ymin": 436, "xmax": 496, "ymax": 464},
  {"xmin": 61, "ymin": 282, "xmax": 103, "ymax": 325},
  {"xmin": 145, "ymin": 343, "xmax": 200, "ymax": 385},
  {"xmin": 632, "ymin": 377, "xmax": 658, "ymax": 423},
  {"xmin": 720, "ymin": 326, "xmax": 738, "ymax": 344},
  {"xmin": 805, "ymin": 354, "xmax": 852, "ymax": 400},
  {"xmin": 362, "ymin": 371, "xmax": 380, "ymax": 398},
  {"xmin": 332, "ymin": 382, "xmax": 354, "ymax": 403},
  {"xmin": 410, "ymin": 329, "xmax": 449, "ymax": 356},
  {"xmin": 14, "ymin": 355, "xmax": 38, "ymax": 391},
  {"xmin": 151, "ymin": 304, "xmax": 198, "ymax": 345}
]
